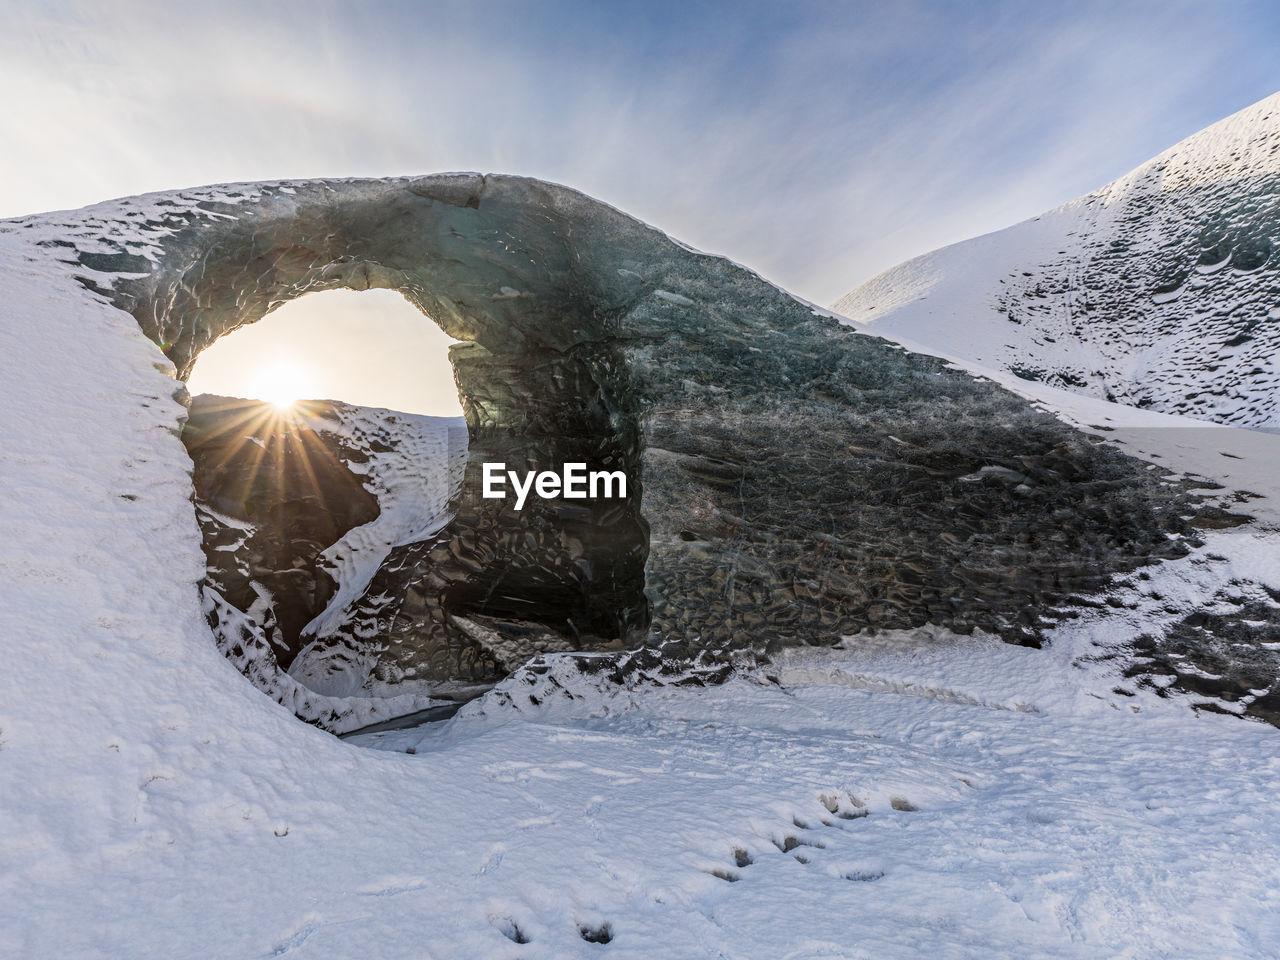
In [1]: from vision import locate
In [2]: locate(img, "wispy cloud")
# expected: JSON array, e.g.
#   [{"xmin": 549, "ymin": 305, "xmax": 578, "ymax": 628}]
[{"xmin": 2, "ymin": 0, "xmax": 1277, "ymax": 302}]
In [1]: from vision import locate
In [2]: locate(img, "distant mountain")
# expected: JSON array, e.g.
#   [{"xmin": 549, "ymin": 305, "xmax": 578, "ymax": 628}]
[{"xmin": 833, "ymin": 92, "xmax": 1280, "ymax": 431}]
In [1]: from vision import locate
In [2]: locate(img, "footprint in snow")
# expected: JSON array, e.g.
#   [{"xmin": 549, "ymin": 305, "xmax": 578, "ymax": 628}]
[
  {"xmin": 701, "ymin": 789, "xmax": 915, "ymax": 882},
  {"xmin": 265, "ymin": 918, "xmax": 321, "ymax": 957},
  {"xmin": 578, "ymin": 921, "xmax": 613, "ymax": 944},
  {"xmin": 490, "ymin": 915, "xmax": 531, "ymax": 944}
]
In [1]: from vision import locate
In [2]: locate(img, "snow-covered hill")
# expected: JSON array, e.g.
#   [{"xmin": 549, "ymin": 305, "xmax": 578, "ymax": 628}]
[{"xmin": 834, "ymin": 92, "xmax": 1280, "ymax": 431}]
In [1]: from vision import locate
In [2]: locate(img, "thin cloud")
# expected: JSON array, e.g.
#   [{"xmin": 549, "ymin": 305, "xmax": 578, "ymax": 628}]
[{"xmin": 1, "ymin": 0, "xmax": 1277, "ymax": 304}]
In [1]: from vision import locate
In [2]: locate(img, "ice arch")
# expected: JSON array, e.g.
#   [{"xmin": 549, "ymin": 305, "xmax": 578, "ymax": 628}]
[
  {"xmin": 69, "ymin": 173, "xmax": 1197, "ymax": 698},
  {"xmin": 116, "ymin": 175, "xmax": 654, "ymax": 686}
]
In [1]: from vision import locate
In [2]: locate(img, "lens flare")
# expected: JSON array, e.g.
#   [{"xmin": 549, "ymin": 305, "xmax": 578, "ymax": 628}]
[{"xmin": 247, "ymin": 361, "xmax": 315, "ymax": 410}]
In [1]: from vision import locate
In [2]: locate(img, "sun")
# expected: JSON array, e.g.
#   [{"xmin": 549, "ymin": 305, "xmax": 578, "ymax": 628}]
[{"xmin": 247, "ymin": 361, "xmax": 316, "ymax": 410}]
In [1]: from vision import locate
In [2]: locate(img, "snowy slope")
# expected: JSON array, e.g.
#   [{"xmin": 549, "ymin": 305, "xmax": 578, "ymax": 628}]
[
  {"xmin": 2, "ymin": 194, "xmax": 1280, "ymax": 958},
  {"xmin": 834, "ymin": 92, "xmax": 1280, "ymax": 430},
  {"xmin": 298, "ymin": 405, "xmax": 467, "ymax": 640}
]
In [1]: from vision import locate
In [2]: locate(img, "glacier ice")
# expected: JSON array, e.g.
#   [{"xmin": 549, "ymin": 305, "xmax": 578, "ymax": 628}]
[{"xmin": 9, "ymin": 172, "xmax": 1216, "ymax": 717}]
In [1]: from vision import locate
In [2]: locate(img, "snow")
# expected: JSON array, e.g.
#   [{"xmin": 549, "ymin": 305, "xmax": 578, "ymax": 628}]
[
  {"xmin": 2, "ymin": 193, "xmax": 1280, "ymax": 958},
  {"xmin": 832, "ymin": 91, "xmax": 1280, "ymax": 431},
  {"xmin": 286, "ymin": 406, "xmax": 467, "ymax": 694}
]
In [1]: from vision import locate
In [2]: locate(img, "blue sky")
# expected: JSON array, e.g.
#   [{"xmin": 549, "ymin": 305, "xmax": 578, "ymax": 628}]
[{"xmin": 4, "ymin": 0, "xmax": 1279, "ymax": 301}]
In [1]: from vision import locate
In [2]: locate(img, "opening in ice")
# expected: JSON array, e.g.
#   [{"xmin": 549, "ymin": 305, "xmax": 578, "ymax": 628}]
[
  {"xmin": 175, "ymin": 279, "xmax": 649, "ymax": 725},
  {"xmin": 186, "ymin": 289, "xmax": 465, "ymax": 417}
]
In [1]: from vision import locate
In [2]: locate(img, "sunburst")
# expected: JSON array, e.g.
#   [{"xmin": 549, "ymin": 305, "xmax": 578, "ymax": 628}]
[{"xmin": 247, "ymin": 361, "xmax": 316, "ymax": 410}]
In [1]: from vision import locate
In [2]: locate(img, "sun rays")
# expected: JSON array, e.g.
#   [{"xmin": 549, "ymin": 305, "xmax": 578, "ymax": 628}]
[{"xmin": 182, "ymin": 395, "xmax": 342, "ymax": 517}]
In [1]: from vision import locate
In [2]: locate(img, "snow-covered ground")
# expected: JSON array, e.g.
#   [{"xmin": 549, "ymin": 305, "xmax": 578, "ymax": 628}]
[{"xmin": 3, "ymin": 200, "xmax": 1280, "ymax": 960}]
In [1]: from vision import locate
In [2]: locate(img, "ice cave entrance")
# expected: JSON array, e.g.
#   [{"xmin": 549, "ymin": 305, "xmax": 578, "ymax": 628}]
[
  {"xmin": 173, "ymin": 247, "xmax": 649, "ymax": 727},
  {"xmin": 185, "ymin": 288, "xmax": 464, "ymax": 417},
  {"xmin": 181, "ymin": 287, "xmax": 483, "ymax": 707}
]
